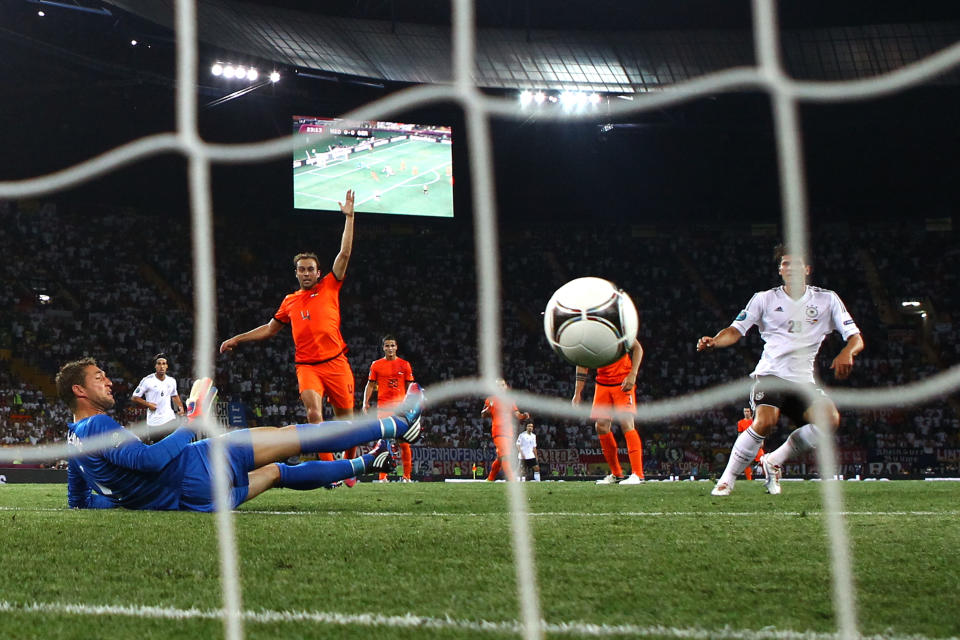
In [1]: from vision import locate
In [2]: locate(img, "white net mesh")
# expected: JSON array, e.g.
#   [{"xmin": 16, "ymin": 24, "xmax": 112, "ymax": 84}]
[{"xmin": 2, "ymin": 1, "xmax": 960, "ymax": 638}]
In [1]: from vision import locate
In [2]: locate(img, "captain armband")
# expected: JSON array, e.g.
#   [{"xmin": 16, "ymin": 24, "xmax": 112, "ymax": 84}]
[{"xmin": 575, "ymin": 372, "xmax": 588, "ymax": 382}]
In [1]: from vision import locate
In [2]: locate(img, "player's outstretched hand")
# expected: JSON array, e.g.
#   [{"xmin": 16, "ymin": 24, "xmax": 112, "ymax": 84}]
[
  {"xmin": 339, "ymin": 189, "xmax": 355, "ymax": 217},
  {"xmin": 696, "ymin": 336, "xmax": 715, "ymax": 352},
  {"xmin": 830, "ymin": 352, "xmax": 855, "ymax": 380},
  {"xmin": 219, "ymin": 338, "xmax": 237, "ymax": 354}
]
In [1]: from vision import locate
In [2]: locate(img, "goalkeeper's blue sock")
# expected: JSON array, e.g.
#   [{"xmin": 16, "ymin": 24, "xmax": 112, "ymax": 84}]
[
  {"xmin": 275, "ymin": 457, "xmax": 371, "ymax": 490},
  {"xmin": 295, "ymin": 417, "xmax": 408, "ymax": 454}
]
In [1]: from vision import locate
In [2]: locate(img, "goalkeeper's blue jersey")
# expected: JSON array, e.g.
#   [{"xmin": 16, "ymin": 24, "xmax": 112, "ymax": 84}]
[{"xmin": 67, "ymin": 414, "xmax": 194, "ymax": 510}]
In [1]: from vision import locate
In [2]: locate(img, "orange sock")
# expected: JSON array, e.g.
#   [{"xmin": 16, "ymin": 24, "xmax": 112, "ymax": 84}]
[
  {"xmin": 745, "ymin": 466, "xmax": 754, "ymax": 481},
  {"xmin": 623, "ymin": 429, "xmax": 644, "ymax": 479},
  {"xmin": 318, "ymin": 452, "xmax": 335, "ymax": 462},
  {"xmin": 399, "ymin": 442, "xmax": 412, "ymax": 479},
  {"xmin": 487, "ymin": 459, "xmax": 502, "ymax": 481},
  {"xmin": 378, "ymin": 472, "xmax": 388, "ymax": 481},
  {"xmin": 344, "ymin": 446, "xmax": 358, "ymax": 461},
  {"xmin": 598, "ymin": 432, "xmax": 623, "ymax": 477}
]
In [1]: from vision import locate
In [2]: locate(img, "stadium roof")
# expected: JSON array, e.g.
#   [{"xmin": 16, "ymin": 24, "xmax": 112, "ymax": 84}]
[{"xmin": 101, "ymin": 0, "xmax": 960, "ymax": 93}]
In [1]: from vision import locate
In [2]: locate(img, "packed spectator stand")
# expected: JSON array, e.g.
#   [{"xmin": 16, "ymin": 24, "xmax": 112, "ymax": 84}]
[{"xmin": 1, "ymin": 199, "xmax": 957, "ymax": 477}]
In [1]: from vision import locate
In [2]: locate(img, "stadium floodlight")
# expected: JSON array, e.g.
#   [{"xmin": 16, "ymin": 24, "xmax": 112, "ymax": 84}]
[
  {"xmin": 588, "ymin": 93, "xmax": 601, "ymax": 105},
  {"xmin": 560, "ymin": 92, "xmax": 578, "ymax": 109},
  {"xmin": 901, "ymin": 300, "xmax": 921, "ymax": 307},
  {"xmin": 223, "ymin": 65, "xmax": 236, "ymax": 79},
  {"xmin": 130, "ymin": 39, "xmax": 138, "ymax": 46},
  {"xmin": 519, "ymin": 90, "xmax": 533, "ymax": 107},
  {"xmin": 246, "ymin": 68, "xmax": 258, "ymax": 81},
  {"xmin": 211, "ymin": 63, "xmax": 223, "ymax": 76},
  {"xmin": 235, "ymin": 66, "xmax": 247, "ymax": 80},
  {"xmin": 575, "ymin": 93, "xmax": 588, "ymax": 107},
  {"xmin": 269, "ymin": 71, "xmax": 281, "ymax": 83},
  {"xmin": 38, "ymin": 10, "xmax": 45, "ymax": 16},
  {"xmin": 534, "ymin": 91, "xmax": 546, "ymax": 105}
]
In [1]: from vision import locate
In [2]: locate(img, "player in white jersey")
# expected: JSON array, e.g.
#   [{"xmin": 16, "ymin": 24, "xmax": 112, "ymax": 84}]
[
  {"xmin": 516, "ymin": 422, "xmax": 540, "ymax": 481},
  {"xmin": 697, "ymin": 246, "xmax": 864, "ymax": 496},
  {"xmin": 131, "ymin": 353, "xmax": 185, "ymax": 442}
]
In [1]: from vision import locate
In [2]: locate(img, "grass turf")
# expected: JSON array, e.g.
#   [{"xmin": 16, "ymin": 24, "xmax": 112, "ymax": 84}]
[{"xmin": 0, "ymin": 480, "xmax": 957, "ymax": 639}]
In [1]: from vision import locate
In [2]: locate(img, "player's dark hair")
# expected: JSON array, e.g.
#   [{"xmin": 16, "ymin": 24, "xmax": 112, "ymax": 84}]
[
  {"xmin": 153, "ymin": 352, "xmax": 167, "ymax": 365},
  {"xmin": 56, "ymin": 357, "xmax": 97, "ymax": 410},
  {"xmin": 381, "ymin": 334, "xmax": 397, "ymax": 345},
  {"xmin": 773, "ymin": 243, "xmax": 810, "ymax": 267},
  {"xmin": 293, "ymin": 252, "xmax": 320, "ymax": 268}
]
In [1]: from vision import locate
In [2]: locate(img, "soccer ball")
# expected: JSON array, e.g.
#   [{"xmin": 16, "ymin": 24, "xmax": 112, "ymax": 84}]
[{"xmin": 543, "ymin": 277, "xmax": 638, "ymax": 368}]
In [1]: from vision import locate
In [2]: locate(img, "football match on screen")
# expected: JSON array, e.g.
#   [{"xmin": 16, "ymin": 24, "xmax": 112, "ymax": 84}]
[{"xmin": 292, "ymin": 117, "xmax": 454, "ymax": 218}]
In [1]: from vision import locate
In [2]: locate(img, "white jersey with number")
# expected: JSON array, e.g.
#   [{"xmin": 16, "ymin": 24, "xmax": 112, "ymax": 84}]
[
  {"xmin": 516, "ymin": 431, "xmax": 538, "ymax": 459},
  {"xmin": 133, "ymin": 374, "xmax": 180, "ymax": 426},
  {"xmin": 730, "ymin": 285, "xmax": 860, "ymax": 385}
]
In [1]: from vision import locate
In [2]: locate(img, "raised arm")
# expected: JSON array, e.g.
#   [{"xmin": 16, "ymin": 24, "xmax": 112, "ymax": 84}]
[
  {"xmin": 220, "ymin": 319, "xmax": 284, "ymax": 354},
  {"xmin": 331, "ymin": 189, "xmax": 355, "ymax": 281},
  {"xmin": 697, "ymin": 326, "xmax": 744, "ymax": 352}
]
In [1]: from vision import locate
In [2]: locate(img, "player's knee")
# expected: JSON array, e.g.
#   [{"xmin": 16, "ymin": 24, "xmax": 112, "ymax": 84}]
[
  {"xmin": 306, "ymin": 408, "xmax": 323, "ymax": 423},
  {"xmin": 594, "ymin": 420, "xmax": 612, "ymax": 435}
]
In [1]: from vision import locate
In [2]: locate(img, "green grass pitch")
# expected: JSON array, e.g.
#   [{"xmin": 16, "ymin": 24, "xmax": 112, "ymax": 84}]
[
  {"xmin": 293, "ymin": 139, "xmax": 453, "ymax": 217},
  {"xmin": 1, "ymin": 480, "xmax": 958, "ymax": 639}
]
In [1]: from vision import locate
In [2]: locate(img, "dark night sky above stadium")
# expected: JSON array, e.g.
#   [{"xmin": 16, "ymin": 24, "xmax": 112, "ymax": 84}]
[{"xmin": 1, "ymin": 0, "xmax": 958, "ymax": 227}]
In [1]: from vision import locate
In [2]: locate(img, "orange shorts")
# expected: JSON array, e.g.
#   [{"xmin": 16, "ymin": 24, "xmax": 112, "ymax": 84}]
[
  {"xmin": 295, "ymin": 354, "xmax": 355, "ymax": 410},
  {"xmin": 591, "ymin": 383, "xmax": 636, "ymax": 420},
  {"xmin": 493, "ymin": 435, "xmax": 512, "ymax": 459}
]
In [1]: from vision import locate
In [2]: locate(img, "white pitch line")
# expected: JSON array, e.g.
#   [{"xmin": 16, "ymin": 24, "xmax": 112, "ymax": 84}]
[
  {"xmin": 234, "ymin": 509, "xmax": 960, "ymax": 518},
  {"xmin": 1, "ymin": 506, "xmax": 957, "ymax": 518},
  {"xmin": 0, "ymin": 601, "xmax": 950, "ymax": 640}
]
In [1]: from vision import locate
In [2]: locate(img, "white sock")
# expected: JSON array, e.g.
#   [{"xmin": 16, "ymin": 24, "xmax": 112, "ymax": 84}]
[
  {"xmin": 766, "ymin": 424, "xmax": 820, "ymax": 467},
  {"xmin": 720, "ymin": 427, "xmax": 765, "ymax": 485},
  {"xmin": 534, "ymin": 472, "xmax": 540, "ymax": 481}
]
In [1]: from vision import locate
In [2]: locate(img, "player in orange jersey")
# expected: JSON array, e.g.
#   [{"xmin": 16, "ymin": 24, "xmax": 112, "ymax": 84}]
[
  {"xmin": 481, "ymin": 379, "xmax": 529, "ymax": 482},
  {"xmin": 572, "ymin": 342, "xmax": 645, "ymax": 485},
  {"xmin": 363, "ymin": 334, "xmax": 416, "ymax": 483},
  {"xmin": 736, "ymin": 407, "xmax": 764, "ymax": 480},
  {"xmin": 220, "ymin": 190, "xmax": 357, "ymax": 476}
]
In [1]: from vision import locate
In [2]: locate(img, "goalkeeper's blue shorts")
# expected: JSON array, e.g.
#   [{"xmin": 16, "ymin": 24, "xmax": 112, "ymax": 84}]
[{"xmin": 179, "ymin": 429, "xmax": 255, "ymax": 511}]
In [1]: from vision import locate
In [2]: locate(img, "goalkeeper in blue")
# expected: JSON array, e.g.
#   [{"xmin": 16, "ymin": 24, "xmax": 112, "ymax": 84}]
[{"xmin": 57, "ymin": 357, "xmax": 423, "ymax": 510}]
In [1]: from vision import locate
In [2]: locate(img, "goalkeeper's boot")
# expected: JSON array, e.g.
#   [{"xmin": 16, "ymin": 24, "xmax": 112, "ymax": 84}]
[
  {"xmin": 186, "ymin": 377, "xmax": 218, "ymax": 424},
  {"xmin": 368, "ymin": 439, "xmax": 398, "ymax": 475},
  {"xmin": 397, "ymin": 383, "xmax": 425, "ymax": 444},
  {"xmin": 760, "ymin": 455, "xmax": 782, "ymax": 495}
]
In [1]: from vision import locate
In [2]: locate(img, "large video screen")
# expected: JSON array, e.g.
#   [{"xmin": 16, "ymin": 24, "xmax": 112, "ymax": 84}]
[{"xmin": 293, "ymin": 116, "xmax": 454, "ymax": 218}]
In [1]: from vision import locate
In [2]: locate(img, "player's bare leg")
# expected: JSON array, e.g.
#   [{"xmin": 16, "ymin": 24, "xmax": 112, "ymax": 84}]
[{"xmin": 301, "ymin": 389, "xmax": 324, "ymax": 424}]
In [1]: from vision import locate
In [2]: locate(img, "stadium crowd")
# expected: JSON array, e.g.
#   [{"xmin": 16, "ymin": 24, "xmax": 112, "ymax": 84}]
[{"xmin": 1, "ymin": 199, "xmax": 958, "ymax": 475}]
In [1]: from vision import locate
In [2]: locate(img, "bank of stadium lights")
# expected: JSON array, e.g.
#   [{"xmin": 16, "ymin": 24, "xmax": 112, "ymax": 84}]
[
  {"xmin": 211, "ymin": 63, "xmax": 275, "ymax": 83},
  {"xmin": 519, "ymin": 90, "xmax": 601, "ymax": 110}
]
